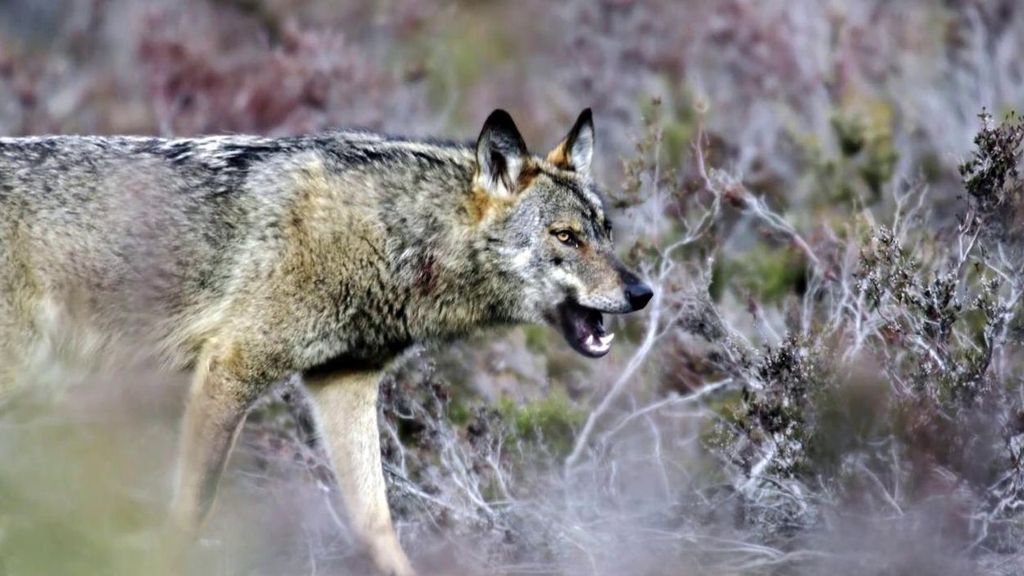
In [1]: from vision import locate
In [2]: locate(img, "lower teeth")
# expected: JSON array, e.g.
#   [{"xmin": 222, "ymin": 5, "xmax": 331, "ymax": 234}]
[{"xmin": 585, "ymin": 333, "xmax": 615, "ymax": 351}]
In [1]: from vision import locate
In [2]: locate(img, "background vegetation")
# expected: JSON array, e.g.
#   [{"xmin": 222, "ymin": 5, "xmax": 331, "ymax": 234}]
[{"xmin": 2, "ymin": 1, "xmax": 1024, "ymax": 574}]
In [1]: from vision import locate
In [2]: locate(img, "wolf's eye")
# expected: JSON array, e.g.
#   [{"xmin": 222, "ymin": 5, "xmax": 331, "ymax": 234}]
[{"xmin": 554, "ymin": 230, "xmax": 579, "ymax": 247}]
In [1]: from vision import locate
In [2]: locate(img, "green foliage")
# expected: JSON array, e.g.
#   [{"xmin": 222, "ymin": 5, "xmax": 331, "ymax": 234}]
[
  {"xmin": 445, "ymin": 396, "xmax": 472, "ymax": 426},
  {"xmin": 959, "ymin": 110, "xmax": 1024, "ymax": 249},
  {"xmin": 522, "ymin": 325, "xmax": 549, "ymax": 354},
  {"xmin": 654, "ymin": 90, "xmax": 701, "ymax": 167},
  {"xmin": 804, "ymin": 108, "xmax": 899, "ymax": 208},
  {"xmin": 960, "ymin": 109, "xmax": 1024, "ymax": 207},
  {"xmin": 807, "ymin": 373, "xmax": 893, "ymax": 477},
  {"xmin": 0, "ymin": 418, "xmax": 165, "ymax": 576},
  {"xmin": 497, "ymin": 390, "xmax": 585, "ymax": 458},
  {"xmin": 619, "ymin": 99, "xmax": 667, "ymax": 209},
  {"xmin": 856, "ymin": 225, "xmax": 1010, "ymax": 403},
  {"xmin": 717, "ymin": 248, "xmax": 807, "ymax": 304}
]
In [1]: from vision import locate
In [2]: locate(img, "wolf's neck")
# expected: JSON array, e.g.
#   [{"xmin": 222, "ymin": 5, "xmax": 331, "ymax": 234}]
[{"xmin": 386, "ymin": 167, "xmax": 528, "ymax": 342}]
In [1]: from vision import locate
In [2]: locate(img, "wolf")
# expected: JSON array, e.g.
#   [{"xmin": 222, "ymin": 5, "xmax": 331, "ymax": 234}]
[{"xmin": 0, "ymin": 108, "xmax": 652, "ymax": 575}]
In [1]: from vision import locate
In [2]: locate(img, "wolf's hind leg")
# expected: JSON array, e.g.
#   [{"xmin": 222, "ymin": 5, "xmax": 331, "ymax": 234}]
[
  {"xmin": 169, "ymin": 346, "xmax": 264, "ymax": 535},
  {"xmin": 305, "ymin": 370, "xmax": 415, "ymax": 576}
]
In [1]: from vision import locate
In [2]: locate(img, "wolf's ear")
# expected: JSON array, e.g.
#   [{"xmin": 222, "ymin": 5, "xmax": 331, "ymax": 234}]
[
  {"xmin": 476, "ymin": 109, "xmax": 529, "ymax": 197},
  {"xmin": 546, "ymin": 108, "xmax": 594, "ymax": 176}
]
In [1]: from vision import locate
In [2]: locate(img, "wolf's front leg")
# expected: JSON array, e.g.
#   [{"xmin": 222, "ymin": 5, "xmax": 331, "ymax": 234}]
[
  {"xmin": 305, "ymin": 370, "xmax": 415, "ymax": 576},
  {"xmin": 170, "ymin": 347, "xmax": 263, "ymax": 535}
]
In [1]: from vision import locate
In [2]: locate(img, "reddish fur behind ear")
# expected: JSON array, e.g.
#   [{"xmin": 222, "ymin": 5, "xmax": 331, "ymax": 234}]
[
  {"xmin": 467, "ymin": 162, "xmax": 539, "ymax": 224},
  {"xmin": 546, "ymin": 140, "xmax": 571, "ymax": 170},
  {"xmin": 547, "ymin": 108, "xmax": 594, "ymax": 173}
]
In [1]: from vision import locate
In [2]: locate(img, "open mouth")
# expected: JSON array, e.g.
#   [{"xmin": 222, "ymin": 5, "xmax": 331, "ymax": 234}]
[{"xmin": 554, "ymin": 300, "xmax": 615, "ymax": 358}]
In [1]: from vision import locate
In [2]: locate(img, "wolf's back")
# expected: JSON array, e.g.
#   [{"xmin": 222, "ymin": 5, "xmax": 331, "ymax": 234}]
[
  {"xmin": 0, "ymin": 131, "xmax": 478, "ymax": 389},
  {"xmin": 0, "ymin": 136, "xmax": 277, "ymax": 381}
]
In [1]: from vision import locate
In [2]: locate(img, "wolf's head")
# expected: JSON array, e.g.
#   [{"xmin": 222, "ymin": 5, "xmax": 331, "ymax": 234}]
[{"xmin": 473, "ymin": 109, "xmax": 653, "ymax": 357}]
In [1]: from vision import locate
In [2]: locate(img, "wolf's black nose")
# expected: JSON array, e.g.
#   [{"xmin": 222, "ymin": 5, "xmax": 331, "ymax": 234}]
[{"xmin": 626, "ymin": 283, "xmax": 653, "ymax": 311}]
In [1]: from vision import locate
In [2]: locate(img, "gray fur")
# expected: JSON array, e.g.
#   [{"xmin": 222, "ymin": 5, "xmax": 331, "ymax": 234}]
[
  {"xmin": 0, "ymin": 110, "xmax": 649, "ymax": 574},
  {"xmin": 0, "ymin": 122, "xmax": 636, "ymax": 383}
]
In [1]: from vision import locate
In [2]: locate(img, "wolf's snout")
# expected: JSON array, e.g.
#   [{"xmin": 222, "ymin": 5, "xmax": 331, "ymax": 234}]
[{"xmin": 625, "ymin": 282, "xmax": 653, "ymax": 311}]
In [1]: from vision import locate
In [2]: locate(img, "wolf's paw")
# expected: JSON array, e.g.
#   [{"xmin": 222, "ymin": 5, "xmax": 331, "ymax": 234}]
[{"xmin": 368, "ymin": 541, "xmax": 416, "ymax": 576}]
